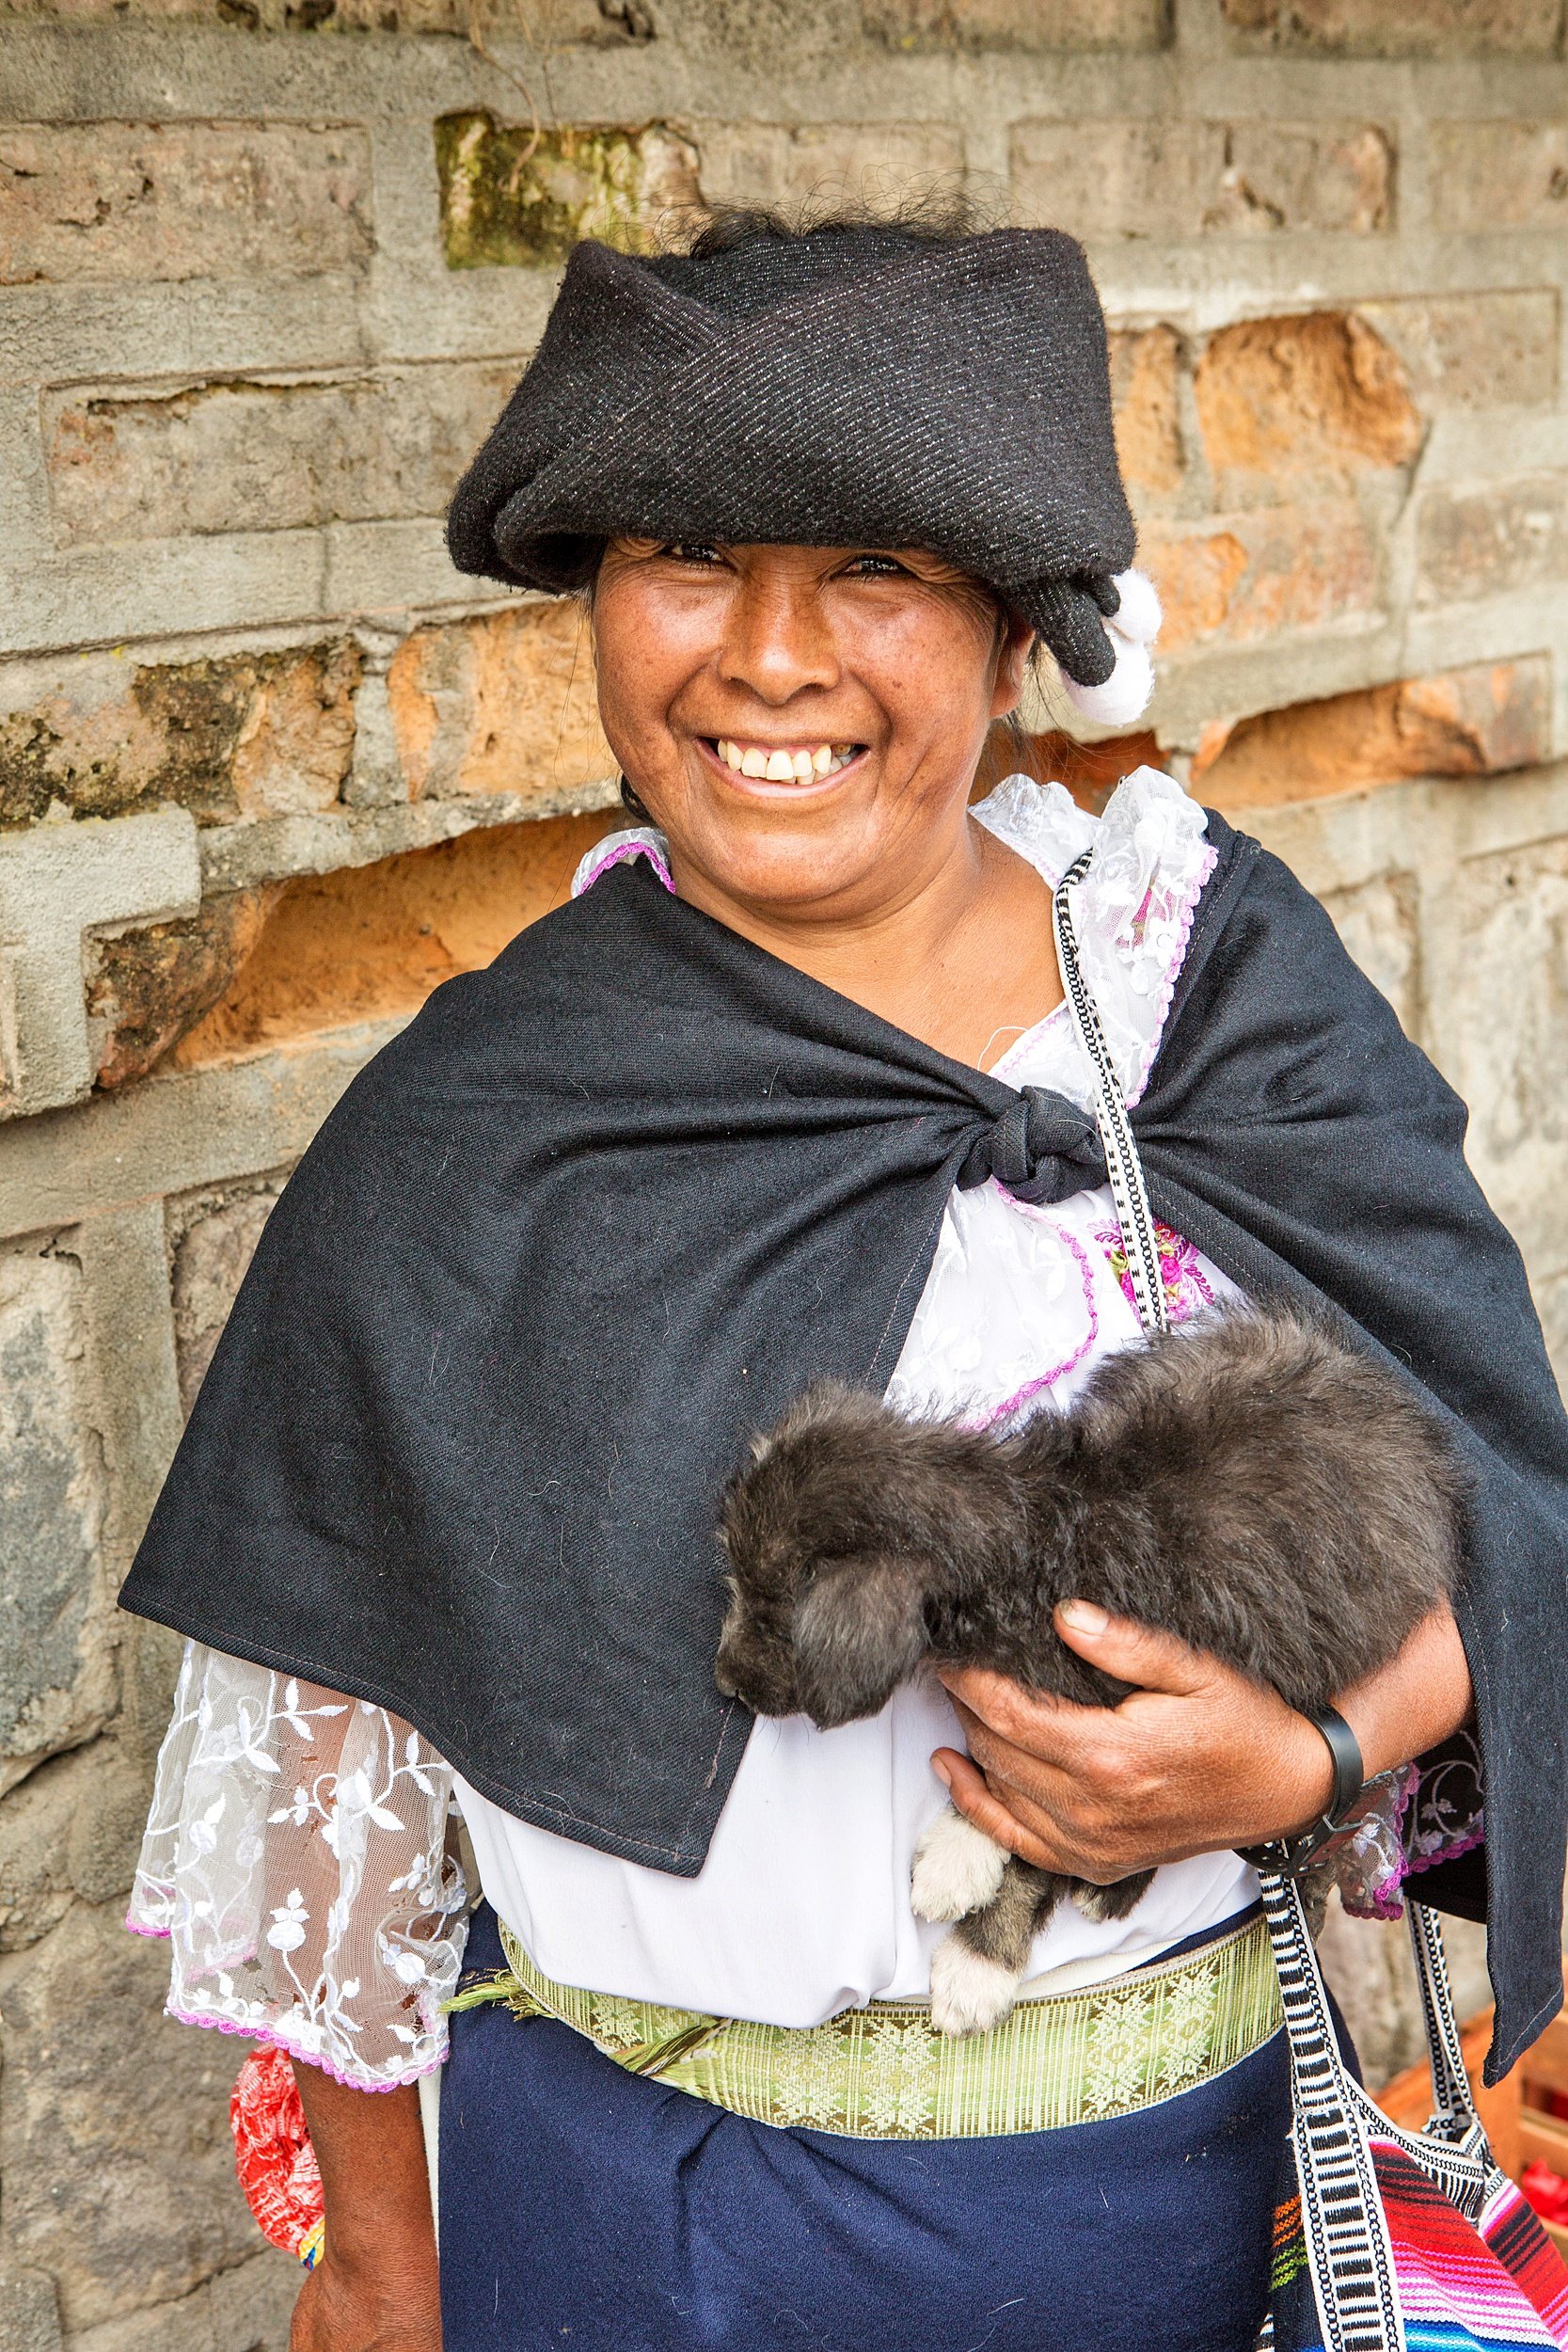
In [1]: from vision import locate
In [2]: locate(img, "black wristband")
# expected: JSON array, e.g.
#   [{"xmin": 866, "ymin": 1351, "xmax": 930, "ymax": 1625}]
[
  {"xmin": 1236, "ymin": 1704, "xmax": 1366, "ymax": 1878},
  {"xmin": 1307, "ymin": 1704, "xmax": 1365, "ymax": 1823}
]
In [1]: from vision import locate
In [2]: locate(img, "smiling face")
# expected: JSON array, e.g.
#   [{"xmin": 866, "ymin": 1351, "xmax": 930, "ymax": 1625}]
[{"xmin": 590, "ymin": 540, "xmax": 1034, "ymax": 930}]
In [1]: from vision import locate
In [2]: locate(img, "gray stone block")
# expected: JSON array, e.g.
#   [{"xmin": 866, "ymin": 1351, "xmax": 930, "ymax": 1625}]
[
  {"xmin": 64, "ymin": 2249, "xmax": 298, "ymax": 2352},
  {"xmin": 0, "ymin": 1248, "xmax": 113, "ymax": 1794},
  {"xmin": 1011, "ymin": 116, "xmax": 1394, "ymax": 240},
  {"xmin": 1318, "ymin": 1893, "xmax": 1492, "ymax": 2091},
  {"xmin": 1320, "ymin": 870, "xmax": 1421, "ymax": 1041},
  {"xmin": 41, "ymin": 360, "xmax": 519, "ymax": 548},
  {"xmin": 0, "ymin": 1737, "xmax": 152, "ymax": 1950},
  {"xmin": 0, "ymin": 809, "xmax": 200, "ymax": 1117},
  {"xmin": 0, "ymin": 121, "xmax": 373, "ymax": 288},
  {"xmin": 169, "ymin": 1184, "xmax": 282, "ymax": 1416},
  {"xmin": 0, "ymin": 1902, "xmax": 268, "ymax": 2333},
  {"xmin": 1417, "ymin": 472, "xmax": 1568, "ymax": 610},
  {"xmin": 0, "ymin": 2272, "xmax": 61, "ymax": 2352}
]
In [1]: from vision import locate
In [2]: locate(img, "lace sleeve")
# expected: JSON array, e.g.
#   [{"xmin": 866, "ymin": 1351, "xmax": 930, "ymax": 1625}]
[
  {"xmin": 129, "ymin": 1642, "xmax": 468, "ymax": 2090},
  {"xmin": 1329, "ymin": 1729, "xmax": 1485, "ymax": 1923}
]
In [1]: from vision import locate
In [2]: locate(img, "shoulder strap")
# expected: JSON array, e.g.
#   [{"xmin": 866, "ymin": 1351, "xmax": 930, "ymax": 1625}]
[
  {"xmin": 1052, "ymin": 840, "xmax": 1497, "ymax": 2352},
  {"xmin": 1052, "ymin": 850, "xmax": 1169, "ymax": 1334}
]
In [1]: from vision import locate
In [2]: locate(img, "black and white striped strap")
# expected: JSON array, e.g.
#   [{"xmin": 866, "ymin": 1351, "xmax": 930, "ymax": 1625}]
[
  {"xmin": 1053, "ymin": 836, "xmax": 1494, "ymax": 2352},
  {"xmin": 1051, "ymin": 850, "xmax": 1170, "ymax": 1336},
  {"xmin": 1262, "ymin": 1872, "xmax": 1402, "ymax": 2351}
]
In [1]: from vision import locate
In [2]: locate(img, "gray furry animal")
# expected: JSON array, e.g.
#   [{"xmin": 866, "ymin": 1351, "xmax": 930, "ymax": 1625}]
[{"xmin": 715, "ymin": 1304, "xmax": 1465, "ymax": 2036}]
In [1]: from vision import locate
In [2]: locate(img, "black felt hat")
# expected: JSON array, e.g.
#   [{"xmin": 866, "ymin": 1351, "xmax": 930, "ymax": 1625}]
[{"xmin": 447, "ymin": 224, "xmax": 1139, "ymax": 690}]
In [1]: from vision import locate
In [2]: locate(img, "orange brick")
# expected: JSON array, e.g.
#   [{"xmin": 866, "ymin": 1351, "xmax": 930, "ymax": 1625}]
[
  {"xmin": 388, "ymin": 604, "xmax": 613, "ymax": 806},
  {"xmin": 1142, "ymin": 502, "xmax": 1378, "ymax": 655},
  {"xmin": 169, "ymin": 811, "xmax": 613, "ymax": 1068},
  {"xmin": 1194, "ymin": 312, "xmax": 1422, "ymax": 499},
  {"xmin": 1110, "ymin": 326, "xmax": 1185, "ymax": 506},
  {"xmin": 1191, "ymin": 658, "xmax": 1554, "ymax": 811}
]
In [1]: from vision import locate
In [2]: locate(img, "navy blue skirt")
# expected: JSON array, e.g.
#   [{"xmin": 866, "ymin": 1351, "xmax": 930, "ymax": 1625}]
[{"xmin": 440, "ymin": 1904, "xmax": 1294, "ymax": 2352}]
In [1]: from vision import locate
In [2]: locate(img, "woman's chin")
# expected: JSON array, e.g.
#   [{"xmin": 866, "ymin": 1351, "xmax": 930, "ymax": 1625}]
[
  {"xmin": 673, "ymin": 780, "xmax": 894, "ymax": 907},
  {"xmin": 689, "ymin": 844, "xmax": 889, "ymax": 917}
]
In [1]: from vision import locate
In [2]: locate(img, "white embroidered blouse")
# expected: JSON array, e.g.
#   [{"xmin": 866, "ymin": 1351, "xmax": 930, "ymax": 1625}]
[{"xmin": 128, "ymin": 770, "xmax": 1478, "ymax": 2091}]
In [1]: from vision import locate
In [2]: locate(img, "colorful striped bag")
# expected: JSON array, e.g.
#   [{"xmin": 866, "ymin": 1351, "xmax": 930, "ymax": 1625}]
[
  {"xmin": 1259, "ymin": 1877, "xmax": 1568, "ymax": 2352},
  {"xmin": 1051, "ymin": 852, "xmax": 1568, "ymax": 2352}
]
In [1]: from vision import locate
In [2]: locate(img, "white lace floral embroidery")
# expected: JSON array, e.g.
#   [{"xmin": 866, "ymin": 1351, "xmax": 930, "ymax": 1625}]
[
  {"xmin": 129, "ymin": 1642, "xmax": 467, "ymax": 2090},
  {"xmin": 974, "ymin": 767, "xmax": 1216, "ymax": 1106}
]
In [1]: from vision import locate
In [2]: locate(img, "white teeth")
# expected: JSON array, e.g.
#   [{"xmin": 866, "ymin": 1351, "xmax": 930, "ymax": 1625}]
[{"xmin": 715, "ymin": 739, "xmax": 858, "ymax": 779}]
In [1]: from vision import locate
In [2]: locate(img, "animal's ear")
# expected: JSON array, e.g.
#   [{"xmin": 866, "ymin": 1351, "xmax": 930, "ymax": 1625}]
[{"xmin": 793, "ymin": 1557, "xmax": 928, "ymax": 1731}]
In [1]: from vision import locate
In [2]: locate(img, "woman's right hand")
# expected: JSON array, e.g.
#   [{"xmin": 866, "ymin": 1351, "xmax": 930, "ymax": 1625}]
[{"xmin": 291, "ymin": 2250, "xmax": 442, "ymax": 2352}]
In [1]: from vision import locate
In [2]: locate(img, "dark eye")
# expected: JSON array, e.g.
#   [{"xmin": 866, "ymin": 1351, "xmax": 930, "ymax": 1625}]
[
  {"xmin": 844, "ymin": 552, "xmax": 907, "ymax": 578},
  {"xmin": 665, "ymin": 542, "xmax": 721, "ymax": 565}
]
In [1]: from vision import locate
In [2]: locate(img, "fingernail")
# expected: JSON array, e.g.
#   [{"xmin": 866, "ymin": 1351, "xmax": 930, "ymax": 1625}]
[
  {"xmin": 932, "ymin": 1756, "xmax": 952, "ymax": 1789},
  {"xmin": 1060, "ymin": 1599, "xmax": 1109, "ymax": 1635}
]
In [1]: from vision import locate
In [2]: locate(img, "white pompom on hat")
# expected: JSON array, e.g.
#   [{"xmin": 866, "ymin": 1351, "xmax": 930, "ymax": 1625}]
[{"xmin": 1059, "ymin": 568, "xmax": 1162, "ymax": 727}]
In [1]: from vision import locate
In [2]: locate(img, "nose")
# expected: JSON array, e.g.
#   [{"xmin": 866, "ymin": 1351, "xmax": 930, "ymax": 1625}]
[{"xmin": 715, "ymin": 570, "xmax": 841, "ymax": 707}]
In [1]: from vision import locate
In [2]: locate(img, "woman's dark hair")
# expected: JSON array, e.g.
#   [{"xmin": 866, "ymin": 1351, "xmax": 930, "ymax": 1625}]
[{"xmin": 672, "ymin": 183, "xmax": 994, "ymax": 262}]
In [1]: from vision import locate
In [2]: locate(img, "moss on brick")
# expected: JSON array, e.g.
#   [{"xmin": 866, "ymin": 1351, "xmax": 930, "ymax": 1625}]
[
  {"xmin": 86, "ymin": 889, "xmax": 278, "ymax": 1089},
  {"xmin": 435, "ymin": 112, "xmax": 699, "ymax": 269},
  {"xmin": 0, "ymin": 643, "xmax": 359, "ymax": 832}
]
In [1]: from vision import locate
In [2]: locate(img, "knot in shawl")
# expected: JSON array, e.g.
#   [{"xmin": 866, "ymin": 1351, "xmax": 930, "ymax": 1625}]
[{"xmin": 958, "ymin": 1087, "xmax": 1105, "ymax": 1201}]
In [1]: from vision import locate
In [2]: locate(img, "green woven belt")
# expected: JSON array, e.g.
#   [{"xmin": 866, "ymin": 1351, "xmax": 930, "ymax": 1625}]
[{"xmin": 448, "ymin": 1911, "xmax": 1281, "ymax": 2140}]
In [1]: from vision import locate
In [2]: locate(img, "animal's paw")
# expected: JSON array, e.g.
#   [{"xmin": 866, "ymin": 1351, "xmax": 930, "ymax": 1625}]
[
  {"xmin": 1070, "ymin": 1870, "xmax": 1154, "ymax": 1926},
  {"xmin": 928, "ymin": 1932, "xmax": 1025, "ymax": 2038},
  {"xmin": 911, "ymin": 1807, "xmax": 1009, "ymax": 1924}
]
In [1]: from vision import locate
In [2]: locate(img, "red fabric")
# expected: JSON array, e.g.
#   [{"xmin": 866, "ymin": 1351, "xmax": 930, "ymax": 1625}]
[
  {"xmin": 1524, "ymin": 2160, "xmax": 1568, "ymax": 2229},
  {"xmin": 230, "ymin": 2045, "xmax": 324, "ymax": 2260}
]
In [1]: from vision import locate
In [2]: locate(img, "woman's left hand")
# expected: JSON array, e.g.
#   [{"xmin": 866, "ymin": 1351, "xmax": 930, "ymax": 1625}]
[{"xmin": 933, "ymin": 1598, "xmax": 1474, "ymax": 1880}]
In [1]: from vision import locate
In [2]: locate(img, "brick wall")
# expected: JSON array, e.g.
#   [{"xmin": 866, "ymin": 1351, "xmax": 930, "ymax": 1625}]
[{"xmin": 1, "ymin": 3, "xmax": 1565, "ymax": 2342}]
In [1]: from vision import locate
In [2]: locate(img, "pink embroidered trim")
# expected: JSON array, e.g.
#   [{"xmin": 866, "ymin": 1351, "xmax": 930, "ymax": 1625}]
[
  {"xmin": 1402, "ymin": 1820, "xmax": 1486, "ymax": 1886},
  {"xmin": 1341, "ymin": 1761, "xmax": 1484, "ymax": 1922},
  {"xmin": 1354, "ymin": 1822, "xmax": 1487, "ymax": 1924},
  {"xmin": 132, "ymin": 1908, "xmax": 451, "ymax": 2090},
  {"xmin": 1353, "ymin": 1878, "xmax": 1413, "ymax": 1925},
  {"xmin": 161, "ymin": 2000, "xmax": 448, "ymax": 2093},
  {"xmin": 575, "ymin": 837, "xmax": 674, "ymax": 898},
  {"xmin": 963, "ymin": 1213, "xmax": 1100, "ymax": 1428},
  {"xmin": 1127, "ymin": 840, "xmax": 1217, "ymax": 1109}
]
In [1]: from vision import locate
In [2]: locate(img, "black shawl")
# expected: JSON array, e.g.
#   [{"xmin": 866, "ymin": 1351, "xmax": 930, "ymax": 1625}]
[{"xmin": 121, "ymin": 815, "xmax": 1568, "ymax": 2076}]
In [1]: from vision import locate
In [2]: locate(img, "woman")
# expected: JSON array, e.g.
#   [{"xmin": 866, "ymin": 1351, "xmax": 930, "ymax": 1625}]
[{"xmin": 122, "ymin": 209, "xmax": 1567, "ymax": 2352}]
